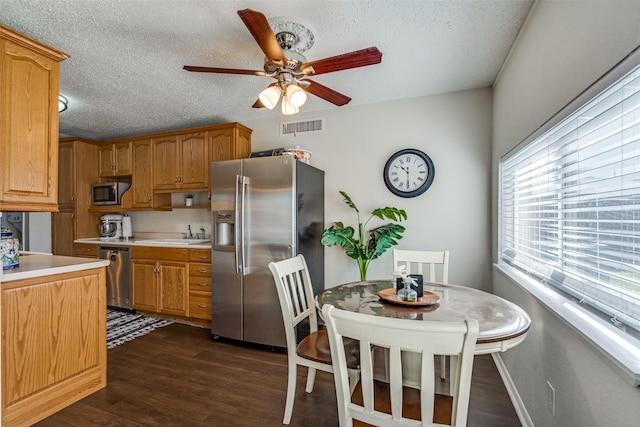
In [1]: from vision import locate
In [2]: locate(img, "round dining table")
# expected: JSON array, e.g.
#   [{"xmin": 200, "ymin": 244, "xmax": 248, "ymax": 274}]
[{"xmin": 316, "ymin": 280, "xmax": 531, "ymax": 355}]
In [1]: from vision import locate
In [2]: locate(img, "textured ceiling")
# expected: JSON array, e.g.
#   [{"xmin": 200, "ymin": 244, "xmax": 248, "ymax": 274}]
[{"xmin": 0, "ymin": 0, "xmax": 534, "ymax": 141}]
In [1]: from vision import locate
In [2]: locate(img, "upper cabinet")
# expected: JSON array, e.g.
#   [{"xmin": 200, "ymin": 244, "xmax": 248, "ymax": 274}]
[
  {"xmin": 210, "ymin": 123, "xmax": 252, "ymax": 162},
  {"xmin": 99, "ymin": 141, "xmax": 132, "ymax": 177},
  {"xmin": 0, "ymin": 25, "xmax": 68, "ymax": 212},
  {"xmin": 153, "ymin": 131, "xmax": 208, "ymax": 192}
]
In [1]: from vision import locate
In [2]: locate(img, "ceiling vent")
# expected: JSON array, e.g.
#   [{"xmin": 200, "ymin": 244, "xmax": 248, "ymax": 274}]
[{"xmin": 280, "ymin": 118, "xmax": 325, "ymax": 136}]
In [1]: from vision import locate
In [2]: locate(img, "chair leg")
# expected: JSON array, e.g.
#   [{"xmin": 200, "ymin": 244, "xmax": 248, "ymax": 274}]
[
  {"xmin": 440, "ymin": 355, "xmax": 447, "ymax": 380},
  {"xmin": 283, "ymin": 361, "xmax": 297, "ymax": 424},
  {"xmin": 305, "ymin": 367, "xmax": 317, "ymax": 393}
]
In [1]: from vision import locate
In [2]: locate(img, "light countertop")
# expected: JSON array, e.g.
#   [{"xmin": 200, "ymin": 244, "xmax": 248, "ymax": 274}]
[
  {"xmin": 74, "ymin": 237, "xmax": 212, "ymax": 250},
  {"xmin": 1, "ymin": 254, "xmax": 110, "ymax": 282}
]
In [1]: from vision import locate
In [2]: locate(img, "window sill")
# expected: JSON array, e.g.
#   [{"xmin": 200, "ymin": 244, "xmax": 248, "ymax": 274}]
[{"xmin": 495, "ymin": 263, "xmax": 640, "ymax": 387}]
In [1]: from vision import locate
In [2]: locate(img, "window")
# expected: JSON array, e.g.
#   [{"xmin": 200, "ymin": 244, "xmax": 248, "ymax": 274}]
[{"xmin": 499, "ymin": 48, "xmax": 640, "ymax": 337}]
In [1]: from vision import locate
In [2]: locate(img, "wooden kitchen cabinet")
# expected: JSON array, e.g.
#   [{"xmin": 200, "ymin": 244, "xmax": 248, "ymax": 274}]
[
  {"xmin": 0, "ymin": 25, "xmax": 68, "ymax": 212},
  {"xmin": 131, "ymin": 247, "xmax": 189, "ymax": 316},
  {"xmin": 131, "ymin": 138, "xmax": 161, "ymax": 209},
  {"xmin": 152, "ymin": 131, "xmax": 209, "ymax": 192},
  {"xmin": 2, "ymin": 268, "xmax": 107, "ymax": 426},
  {"xmin": 73, "ymin": 243, "xmax": 98, "ymax": 258},
  {"xmin": 53, "ymin": 138, "xmax": 102, "ymax": 255},
  {"xmin": 99, "ymin": 141, "xmax": 132, "ymax": 177},
  {"xmin": 210, "ymin": 122, "xmax": 252, "ymax": 162},
  {"xmin": 189, "ymin": 249, "xmax": 212, "ymax": 320}
]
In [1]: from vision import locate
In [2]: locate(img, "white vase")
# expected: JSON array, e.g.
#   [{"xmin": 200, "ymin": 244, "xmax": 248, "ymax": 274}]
[{"xmin": 185, "ymin": 198, "xmax": 193, "ymax": 207}]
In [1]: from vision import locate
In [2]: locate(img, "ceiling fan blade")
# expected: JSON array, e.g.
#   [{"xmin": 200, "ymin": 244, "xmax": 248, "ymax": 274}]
[
  {"xmin": 301, "ymin": 79, "xmax": 351, "ymax": 106},
  {"xmin": 299, "ymin": 47, "xmax": 383, "ymax": 76},
  {"xmin": 183, "ymin": 65, "xmax": 265, "ymax": 76},
  {"xmin": 237, "ymin": 9, "xmax": 286, "ymax": 66},
  {"xmin": 252, "ymin": 98, "xmax": 266, "ymax": 108}
]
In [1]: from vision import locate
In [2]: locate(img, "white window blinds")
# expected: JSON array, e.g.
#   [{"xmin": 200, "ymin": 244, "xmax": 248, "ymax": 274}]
[{"xmin": 499, "ymin": 53, "xmax": 640, "ymax": 334}]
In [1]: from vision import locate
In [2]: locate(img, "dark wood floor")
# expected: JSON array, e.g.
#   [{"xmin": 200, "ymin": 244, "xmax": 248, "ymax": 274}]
[{"xmin": 35, "ymin": 323, "xmax": 521, "ymax": 426}]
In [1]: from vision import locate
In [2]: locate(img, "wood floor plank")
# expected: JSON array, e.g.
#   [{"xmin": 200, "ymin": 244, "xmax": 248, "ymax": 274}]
[{"xmin": 35, "ymin": 323, "xmax": 521, "ymax": 426}]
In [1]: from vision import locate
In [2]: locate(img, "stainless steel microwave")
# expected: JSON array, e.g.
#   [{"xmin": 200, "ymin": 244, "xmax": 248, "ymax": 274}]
[{"xmin": 91, "ymin": 182, "xmax": 131, "ymax": 206}]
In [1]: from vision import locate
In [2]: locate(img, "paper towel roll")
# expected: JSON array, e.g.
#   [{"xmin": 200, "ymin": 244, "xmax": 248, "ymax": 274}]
[{"xmin": 122, "ymin": 215, "xmax": 133, "ymax": 239}]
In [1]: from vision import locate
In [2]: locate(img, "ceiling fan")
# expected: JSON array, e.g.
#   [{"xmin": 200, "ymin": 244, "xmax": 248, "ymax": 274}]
[{"xmin": 183, "ymin": 9, "xmax": 383, "ymax": 114}]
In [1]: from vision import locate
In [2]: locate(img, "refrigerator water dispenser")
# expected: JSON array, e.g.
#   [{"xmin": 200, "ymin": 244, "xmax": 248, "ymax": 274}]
[{"xmin": 214, "ymin": 210, "xmax": 234, "ymax": 250}]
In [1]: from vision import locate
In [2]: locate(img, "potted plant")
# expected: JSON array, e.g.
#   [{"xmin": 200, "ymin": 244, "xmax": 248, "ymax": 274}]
[
  {"xmin": 321, "ymin": 191, "xmax": 407, "ymax": 281},
  {"xmin": 185, "ymin": 194, "xmax": 194, "ymax": 207}
]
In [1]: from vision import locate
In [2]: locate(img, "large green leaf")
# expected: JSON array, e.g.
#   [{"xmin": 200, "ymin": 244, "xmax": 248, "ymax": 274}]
[
  {"xmin": 371, "ymin": 207, "xmax": 407, "ymax": 222},
  {"xmin": 367, "ymin": 223, "xmax": 407, "ymax": 258},
  {"xmin": 339, "ymin": 191, "xmax": 360, "ymax": 213}
]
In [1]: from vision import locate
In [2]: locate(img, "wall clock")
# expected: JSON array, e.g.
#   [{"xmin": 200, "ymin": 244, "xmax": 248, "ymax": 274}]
[{"xmin": 383, "ymin": 149, "xmax": 435, "ymax": 198}]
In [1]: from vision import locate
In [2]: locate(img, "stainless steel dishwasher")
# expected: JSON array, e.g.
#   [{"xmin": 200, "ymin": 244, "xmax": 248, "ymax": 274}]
[{"xmin": 99, "ymin": 245, "xmax": 132, "ymax": 310}]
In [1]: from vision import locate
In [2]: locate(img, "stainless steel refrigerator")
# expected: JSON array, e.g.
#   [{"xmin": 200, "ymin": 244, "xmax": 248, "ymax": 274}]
[{"xmin": 210, "ymin": 156, "xmax": 324, "ymax": 347}]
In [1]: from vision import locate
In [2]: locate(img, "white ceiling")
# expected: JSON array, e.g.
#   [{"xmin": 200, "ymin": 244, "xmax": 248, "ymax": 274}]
[{"xmin": 0, "ymin": 0, "xmax": 534, "ymax": 141}]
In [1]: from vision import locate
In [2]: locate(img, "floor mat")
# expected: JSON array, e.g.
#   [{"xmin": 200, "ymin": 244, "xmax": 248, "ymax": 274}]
[{"xmin": 107, "ymin": 309, "xmax": 173, "ymax": 349}]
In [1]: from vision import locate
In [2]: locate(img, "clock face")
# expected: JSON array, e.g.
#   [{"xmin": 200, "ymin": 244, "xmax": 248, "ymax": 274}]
[{"xmin": 383, "ymin": 149, "xmax": 435, "ymax": 198}]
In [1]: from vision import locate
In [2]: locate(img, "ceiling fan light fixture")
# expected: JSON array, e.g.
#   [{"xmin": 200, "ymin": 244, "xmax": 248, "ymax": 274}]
[
  {"xmin": 58, "ymin": 95, "xmax": 68, "ymax": 113},
  {"xmin": 281, "ymin": 94, "xmax": 299, "ymax": 115},
  {"xmin": 258, "ymin": 85, "xmax": 281, "ymax": 109},
  {"xmin": 286, "ymin": 84, "xmax": 307, "ymax": 108}
]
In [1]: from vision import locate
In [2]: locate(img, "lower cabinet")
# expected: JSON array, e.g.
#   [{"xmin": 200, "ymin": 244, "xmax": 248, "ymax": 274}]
[
  {"xmin": 131, "ymin": 247, "xmax": 189, "ymax": 316},
  {"xmin": 2, "ymin": 268, "xmax": 107, "ymax": 426},
  {"xmin": 189, "ymin": 249, "xmax": 212, "ymax": 320}
]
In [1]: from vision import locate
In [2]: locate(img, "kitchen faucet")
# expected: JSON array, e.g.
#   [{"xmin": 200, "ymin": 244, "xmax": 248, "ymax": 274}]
[{"xmin": 187, "ymin": 224, "xmax": 193, "ymax": 239}]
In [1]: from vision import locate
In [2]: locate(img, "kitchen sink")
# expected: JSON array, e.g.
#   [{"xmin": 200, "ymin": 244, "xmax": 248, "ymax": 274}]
[{"xmin": 136, "ymin": 239, "xmax": 211, "ymax": 245}]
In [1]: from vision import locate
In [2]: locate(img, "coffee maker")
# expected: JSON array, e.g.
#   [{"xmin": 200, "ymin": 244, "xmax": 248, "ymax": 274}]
[{"xmin": 98, "ymin": 214, "xmax": 123, "ymax": 240}]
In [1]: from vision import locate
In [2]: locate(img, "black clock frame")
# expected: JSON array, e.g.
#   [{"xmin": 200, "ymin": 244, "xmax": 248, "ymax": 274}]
[{"xmin": 383, "ymin": 148, "xmax": 435, "ymax": 198}]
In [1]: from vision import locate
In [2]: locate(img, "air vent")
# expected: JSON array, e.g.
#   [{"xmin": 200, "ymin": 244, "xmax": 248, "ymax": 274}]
[{"xmin": 280, "ymin": 118, "xmax": 325, "ymax": 136}]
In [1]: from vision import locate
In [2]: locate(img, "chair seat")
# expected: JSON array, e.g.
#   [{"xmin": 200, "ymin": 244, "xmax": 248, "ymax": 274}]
[
  {"xmin": 297, "ymin": 327, "xmax": 360, "ymax": 369},
  {"xmin": 351, "ymin": 379, "xmax": 454, "ymax": 426}
]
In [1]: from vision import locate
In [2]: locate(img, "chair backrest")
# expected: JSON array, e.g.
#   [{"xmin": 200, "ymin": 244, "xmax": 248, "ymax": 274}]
[
  {"xmin": 323, "ymin": 304, "xmax": 479, "ymax": 427},
  {"xmin": 393, "ymin": 249, "xmax": 450, "ymax": 284},
  {"xmin": 269, "ymin": 255, "xmax": 318, "ymax": 352}
]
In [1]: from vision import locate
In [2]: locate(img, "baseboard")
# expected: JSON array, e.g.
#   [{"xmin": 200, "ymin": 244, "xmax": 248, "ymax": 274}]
[{"xmin": 492, "ymin": 353, "xmax": 534, "ymax": 427}]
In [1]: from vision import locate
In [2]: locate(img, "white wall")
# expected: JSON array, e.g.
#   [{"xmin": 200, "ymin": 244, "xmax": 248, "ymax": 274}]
[
  {"xmin": 492, "ymin": 1, "xmax": 640, "ymax": 426},
  {"xmin": 245, "ymin": 88, "xmax": 493, "ymax": 289}
]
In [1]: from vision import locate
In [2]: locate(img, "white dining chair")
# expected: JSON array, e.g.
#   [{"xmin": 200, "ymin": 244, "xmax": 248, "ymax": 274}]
[
  {"xmin": 393, "ymin": 249, "xmax": 450, "ymax": 381},
  {"xmin": 323, "ymin": 304, "xmax": 478, "ymax": 427},
  {"xmin": 269, "ymin": 255, "xmax": 359, "ymax": 425}
]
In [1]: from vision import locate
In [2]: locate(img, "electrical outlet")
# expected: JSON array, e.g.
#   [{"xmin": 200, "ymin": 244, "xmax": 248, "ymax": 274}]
[{"xmin": 546, "ymin": 380, "xmax": 556, "ymax": 417}]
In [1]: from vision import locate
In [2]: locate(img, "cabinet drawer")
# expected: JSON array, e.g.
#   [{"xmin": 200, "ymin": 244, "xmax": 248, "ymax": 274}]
[
  {"xmin": 189, "ymin": 248, "xmax": 211, "ymax": 262},
  {"xmin": 73, "ymin": 243, "xmax": 98, "ymax": 257},
  {"xmin": 189, "ymin": 291, "xmax": 212, "ymax": 320},
  {"xmin": 189, "ymin": 262, "xmax": 212, "ymax": 277},
  {"xmin": 132, "ymin": 246, "xmax": 188, "ymax": 261},
  {"xmin": 189, "ymin": 276, "xmax": 211, "ymax": 292}
]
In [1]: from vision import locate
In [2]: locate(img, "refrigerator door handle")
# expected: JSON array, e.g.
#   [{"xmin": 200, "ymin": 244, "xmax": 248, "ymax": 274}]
[
  {"xmin": 240, "ymin": 175, "xmax": 249, "ymax": 275},
  {"xmin": 234, "ymin": 175, "xmax": 242, "ymax": 274}
]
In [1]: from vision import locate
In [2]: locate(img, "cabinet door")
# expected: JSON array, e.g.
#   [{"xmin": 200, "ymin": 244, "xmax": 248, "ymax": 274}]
[
  {"xmin": 158, "ymin": 261, "xmax": 188, "ymax": 316},
  {"xmin": 98, "ymin": 145, "xmax": 114, "ymax": 177},
  {"xmin": 132, "ymin": 259, "xmax": 158, "ymax": 311},
  {"xmin": 152, "ymin": 135, "xmax": 179, "ymax": 190},
  {"xmin": 113, "ymin": 141, "xmax": 132, "ymax": 176},
  {"xmin": 132, "ymin": 139, "xmax": 153, "ymax": 208},
  {"xmin": 209, "ymin": 129, "xmax": 234, "ymax": 162},
  {"xmin": 58, "ymin": 141, "xmax": 76, "ymax": 210},
  {"xmin": 235, "ymin": 126, "xmax": 252, "ymax": 159},
  {"xmin": 179, "ymin": 132, "xmax": 208, "ymax": 190},
  {"xmin": 51, "ymin": 211, "xmax": 75, "ymax": 256},
  {"xmin": 0, "ymin": 40, "xmax": 60, "ymax": 210}
]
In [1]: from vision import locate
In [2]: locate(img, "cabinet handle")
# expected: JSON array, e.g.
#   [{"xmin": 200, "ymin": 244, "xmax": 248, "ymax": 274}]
[
  {"xmin": 198, "ymin": 256, "xmax": 207, "ymax": 259},
  {"xmin": 148, "ymin": 194, "xmax": 152, "ymax": 201},
  {"xmin": 196, "ymin": 283, "xmax": 207, "ymax": 287},
  {"xmin": 198, "ymin": 269, "xmax": 207, "ymax": 273},
  {"xmin": 83, "ymin": 248, "xmax": 90, "ymax": 253},
  {"xmin": 71, "ymin": 195, "xmax": 75, "ymax": 202},
  {"xmin": 197, "ymin": 304, "xmax": 208, "ymax": 308}
]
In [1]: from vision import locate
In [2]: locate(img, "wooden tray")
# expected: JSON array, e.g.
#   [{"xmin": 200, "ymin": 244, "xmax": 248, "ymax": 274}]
[{"xmin": 378, "ymin": 287, "xmax": 441, "ymax": 306}]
